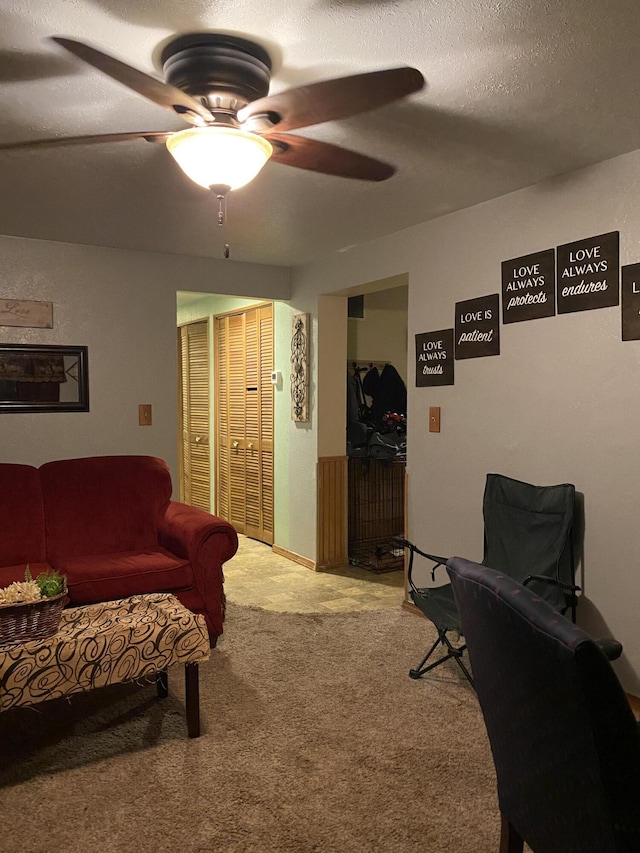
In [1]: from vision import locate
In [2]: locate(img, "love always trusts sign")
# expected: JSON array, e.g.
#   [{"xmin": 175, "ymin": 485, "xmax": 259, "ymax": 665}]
[
  {"xmin": 415, "ymin": 329, "xmax": 454, "ymax": 386},
  {"xmin": 556, "ymin": 231, "xmax": 619, "ymax": 314}
]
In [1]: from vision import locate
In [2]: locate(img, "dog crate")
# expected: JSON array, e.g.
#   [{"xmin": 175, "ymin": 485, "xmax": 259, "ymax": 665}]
[{"xmin": 348, "ymin": 457, "xmax": 405, "ymax": 573}]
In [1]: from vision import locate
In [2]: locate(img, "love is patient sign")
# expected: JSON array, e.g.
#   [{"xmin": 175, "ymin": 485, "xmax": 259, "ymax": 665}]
[{"xmin": 454, "ymin": 294, "xmax": 500, "ymax": 360}]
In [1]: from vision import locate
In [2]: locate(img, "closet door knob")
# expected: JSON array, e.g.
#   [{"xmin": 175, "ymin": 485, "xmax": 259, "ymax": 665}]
[
  {"xmin": 232, "ymin": 440, "xmax": 239, "ymax": 449},
  {"xmin": 247, "ymin": 442, "xmax": 254, "ymax": 450}
]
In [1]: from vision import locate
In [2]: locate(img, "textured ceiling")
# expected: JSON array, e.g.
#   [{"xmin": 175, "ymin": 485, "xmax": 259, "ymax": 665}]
[{"xmin": 1, "ymin": 1, "xmax": 640, "ymax": 267}]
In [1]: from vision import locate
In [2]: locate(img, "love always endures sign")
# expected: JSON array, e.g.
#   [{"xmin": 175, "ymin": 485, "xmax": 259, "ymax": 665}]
[{"xmin": 556, "ymin": 231, "xmax": 619, "ymax": 314}]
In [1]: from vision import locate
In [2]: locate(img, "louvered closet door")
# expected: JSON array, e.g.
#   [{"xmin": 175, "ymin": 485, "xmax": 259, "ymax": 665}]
[
  {"xmin": 257, "ymin": 305, "xmax": 274, "ymax": 542},
  {"xmin": 216, "ymin": 319, "xmax": 230, "ymax": 521},
  {"xmin": 228, "ymin": 313, "xmax": 247, "ymax": 532},
  {"xmin": 178, "ymin": 321, "xmax": 211, "ymax": 511},
  {"xmin": 215, "ymin": 305, "xmax": 274, "ymax": 544},
  {"xmin": 244, "ymin": 308, "xmax": 260, "ymax": 538},
  {"xmin": 245, "ymin": 305, "xmax": 274, "ymax": 542}
]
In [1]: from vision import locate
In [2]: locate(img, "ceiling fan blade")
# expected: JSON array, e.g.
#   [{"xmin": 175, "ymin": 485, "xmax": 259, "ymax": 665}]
[
  {"xmin": 266, "ymin": 133, "xmax": 395, "ymax": 181},
  {"xmin": 238, "ymin": 66, "xmax": 424, "ymax": 132},
  {"xmin": 0, "ymin": 131, "xmax": 173, "ymax": 152},
  {"xmin": 50, "ymin": 37, "xmax": 212, "ymax": 126}
]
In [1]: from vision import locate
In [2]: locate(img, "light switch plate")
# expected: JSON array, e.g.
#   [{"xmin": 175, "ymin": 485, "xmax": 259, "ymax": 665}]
[
  {"xmin": 429, "ymin": 406, "xmax": 441, "ymax": 433},
  {"xmin": 139, "ymin": 404, "xmax": 152, "ymax": 426}
]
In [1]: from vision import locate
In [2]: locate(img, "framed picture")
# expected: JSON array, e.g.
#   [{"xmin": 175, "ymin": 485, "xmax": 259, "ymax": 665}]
[{"xmin": 0, "ymin": 344, "xmax": 89, "ymax": 413}]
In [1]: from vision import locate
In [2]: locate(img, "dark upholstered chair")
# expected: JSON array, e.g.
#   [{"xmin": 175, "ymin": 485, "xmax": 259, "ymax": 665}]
[{"xmin": 446, "ymin": 555, "xmax": 640, "ymax": 853}]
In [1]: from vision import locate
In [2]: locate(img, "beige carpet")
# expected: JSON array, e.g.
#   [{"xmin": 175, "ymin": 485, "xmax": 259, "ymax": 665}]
[{"xmin": 0, "ymin": 603, "xmax": 502, "ymax": 853}]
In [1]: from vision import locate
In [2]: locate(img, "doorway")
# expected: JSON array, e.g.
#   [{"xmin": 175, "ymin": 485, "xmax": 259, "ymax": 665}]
[
  {"xmin": 176, "ymin": 286, "xmax": 407, "ymax": 609},
  {"xmin": 346, "ymin": 285, "xmax": 408, "ymax": 573}
]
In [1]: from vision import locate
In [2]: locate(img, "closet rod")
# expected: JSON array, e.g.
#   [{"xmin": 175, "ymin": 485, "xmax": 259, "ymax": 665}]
[{"xmin": 350, "ymin": 360, "xmax": 388, "ymax": 372}]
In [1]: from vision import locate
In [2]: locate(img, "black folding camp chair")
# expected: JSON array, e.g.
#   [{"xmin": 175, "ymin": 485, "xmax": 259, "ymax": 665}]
[{"xmin": 398, "ymin": 472, "xmax": 621, "ymax": 685}]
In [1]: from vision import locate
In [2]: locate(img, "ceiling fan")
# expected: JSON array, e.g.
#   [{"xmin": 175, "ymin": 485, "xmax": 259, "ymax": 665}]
[{"xmin": 0, "ymin": 34, "xmax": 424, "ymax": 188}]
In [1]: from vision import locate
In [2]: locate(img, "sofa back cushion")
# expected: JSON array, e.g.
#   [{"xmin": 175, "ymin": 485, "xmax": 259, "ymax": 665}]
[
  {"xmin": 40, "ymin": 456, "xmax": 173, "ymax": 558},
  {"xmin": 0, "ymin": 463, "xmax": 47, "ymax": 565}
]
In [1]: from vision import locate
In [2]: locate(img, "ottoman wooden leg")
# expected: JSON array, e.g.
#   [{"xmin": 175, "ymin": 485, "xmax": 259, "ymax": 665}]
[
  {"xmin": 185, "ymin": 662, "xmax": 200, "ymax": 738},
  {"xmin": 156, "ymin": 669, "xmax": 169, "ymax": 699}
]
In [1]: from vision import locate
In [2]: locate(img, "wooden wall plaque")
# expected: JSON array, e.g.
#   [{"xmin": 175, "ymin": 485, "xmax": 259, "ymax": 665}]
[{"xmin": 0, "ymin": 299, "xmax": 53, "ymax": 329}]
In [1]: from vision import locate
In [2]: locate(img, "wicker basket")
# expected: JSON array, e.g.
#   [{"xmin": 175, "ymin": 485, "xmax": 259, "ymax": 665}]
[{"xmin": 0, "ymin": 589, "xmax": 68, "ymax": 646}]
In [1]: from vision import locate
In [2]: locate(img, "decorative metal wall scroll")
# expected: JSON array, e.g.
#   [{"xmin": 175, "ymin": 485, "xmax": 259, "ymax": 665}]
[
  {"xmin": 290, "ymin": 312, "xmax": 309, "ymax": 421},
  {"xmin": 501, "ymin": 249, "xmax": 556, "ymax": 324},
  {"xmin": 556, "ymin": 231, "xmax": 619, "ymax": 314},
  {"xmin": 415, "ymin": 329, "xmax": 454, "ymax": 386}
]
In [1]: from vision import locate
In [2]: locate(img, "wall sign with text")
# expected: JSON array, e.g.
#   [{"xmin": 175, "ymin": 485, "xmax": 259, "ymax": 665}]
[
  {"xmin": 415, "ymin": 329, "xmax": 454, "ymax": 386},
  {"xmin": 556, "ymin": 231, "xmax": 619, "ymax": 314},
  {"xmin": 621, "ymin": 263, "xmax": 640, "ymax": 340},
  {"xmin": 454, "ymin": 294, "xmax": 500, "ymax": 360},
  {"xmin": 501, "ymin": 249, "xmax": 555, "ymax": 323}
]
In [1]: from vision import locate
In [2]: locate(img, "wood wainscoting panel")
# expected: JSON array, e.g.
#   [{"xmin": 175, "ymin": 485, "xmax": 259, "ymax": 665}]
[{"xmin": 317, "ymin": 456, "xmax": 348, "ymax": 571}]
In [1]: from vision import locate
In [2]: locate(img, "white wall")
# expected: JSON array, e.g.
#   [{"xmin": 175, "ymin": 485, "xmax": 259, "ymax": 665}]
[
  {"xmin": 5, "ymin": 146, "xmax": 640, "ymax": 691},
  {"xmin": 0, "ymin": 235, "xmax": 290, "ymax": 483},
  {"xmin": 347, "ymin": 286, "xmax": 409, "ymax": 384},
  {"xmin": 292, "ymin": 148, "xmax": 640, "ymax": 693}
]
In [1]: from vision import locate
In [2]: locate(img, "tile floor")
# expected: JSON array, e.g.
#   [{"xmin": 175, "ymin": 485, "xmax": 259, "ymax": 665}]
[{"xmin": 224, "ymin": 535, "xmax": 406, "ymax": 613}]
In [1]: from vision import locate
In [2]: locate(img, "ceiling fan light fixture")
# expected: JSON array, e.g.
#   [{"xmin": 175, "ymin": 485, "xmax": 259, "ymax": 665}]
[{"xmin": 166, "ymin": 126, "xmax": 273, "ymax": 191}]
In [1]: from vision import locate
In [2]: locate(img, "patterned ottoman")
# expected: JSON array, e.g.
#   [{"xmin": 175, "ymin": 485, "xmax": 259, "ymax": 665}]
[{"xmin": 0, "ymin": 593, "xmax": 211, "ymax": 737}]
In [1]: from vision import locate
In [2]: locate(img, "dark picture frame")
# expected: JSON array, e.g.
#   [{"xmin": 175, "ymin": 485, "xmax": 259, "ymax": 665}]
[{"xmin": 0, "ymin": 344, "xmax": 89, "ymax": 413}]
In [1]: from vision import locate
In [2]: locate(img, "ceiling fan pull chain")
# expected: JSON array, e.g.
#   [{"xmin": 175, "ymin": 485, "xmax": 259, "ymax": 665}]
[
  {"xmin": 209, "ymin": 185, "xmax": 230, "ymax": 258},
  {"xmin": 215, "ymin": 189, "xmax": 227, "ymax": 226}
]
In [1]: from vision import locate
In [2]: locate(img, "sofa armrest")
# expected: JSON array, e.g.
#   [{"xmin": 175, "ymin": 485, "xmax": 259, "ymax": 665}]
[
  {"xmin": 159, "ymin": 501, "xmax": 238, "ymax": 567},
  {"xmin": 158, "ymin": 501, "xmax": 238, "ymax": 638}
]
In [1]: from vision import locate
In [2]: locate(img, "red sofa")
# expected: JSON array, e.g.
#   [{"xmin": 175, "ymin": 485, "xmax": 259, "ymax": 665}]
[{"xmin": 0, "ymin": 455, "xmax": 238, "ymax": 643}]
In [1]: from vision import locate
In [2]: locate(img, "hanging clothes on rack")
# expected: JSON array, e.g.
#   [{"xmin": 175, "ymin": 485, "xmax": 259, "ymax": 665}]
[
  {"xmin": 363, "ymin": 363, "xmax": 407, "ymax": 429},
  {"xmin": 347, "ymin": 365, "xmax": 372, "ymax": 455},
  {"xmin": 347, "ymin": 361, "xmax": 407, "ymax": 458}
]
